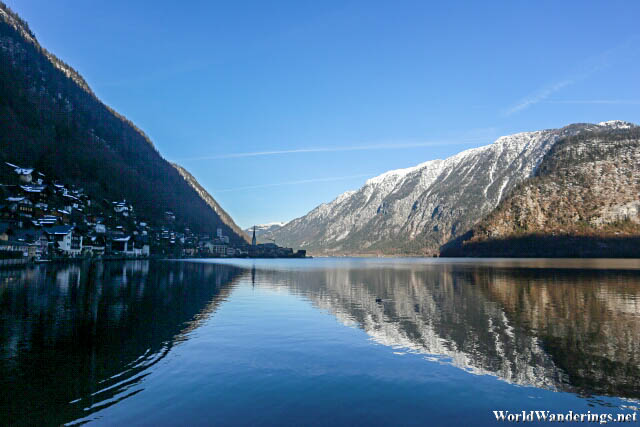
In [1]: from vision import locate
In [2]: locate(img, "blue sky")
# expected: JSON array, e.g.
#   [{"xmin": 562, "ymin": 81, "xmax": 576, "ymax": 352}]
[{"xmin": 8, "ymin": 1, "xmax": 640, "ymax": 228}]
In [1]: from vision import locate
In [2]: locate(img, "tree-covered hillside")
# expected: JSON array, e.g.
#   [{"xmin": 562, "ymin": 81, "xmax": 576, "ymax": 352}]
[
  {"xmin": 0, "ymin": 2, "xmax": 247, "ymax": 243},
  {"xmin": 444, "ymin": 125, "xmax": 640, "ymax": 257}
]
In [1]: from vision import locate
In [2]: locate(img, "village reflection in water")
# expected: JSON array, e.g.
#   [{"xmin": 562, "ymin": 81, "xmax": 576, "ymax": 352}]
[{"xmin": 0, "ymin": 261, "xmax": 245, "ymax": 425}]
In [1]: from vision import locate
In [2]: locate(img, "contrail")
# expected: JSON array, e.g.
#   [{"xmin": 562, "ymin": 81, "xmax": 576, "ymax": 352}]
[
  {"xmin": 503, "ymin": 35, "xmax": 640, "ymax": 116},
  {"xmin": 505, "ymin": 80, "xmax": 574, "ymax": 116},
  {"xmin": 178, "ymin": 138, "xmax": 487, "ymax": 161},
  {"xmin": 214, "ymin": 173, "xmax": 375, "ymax": 192},
  {"xmin": 544, "ymin": 100, "xmax": 640, "ymax": 105}
]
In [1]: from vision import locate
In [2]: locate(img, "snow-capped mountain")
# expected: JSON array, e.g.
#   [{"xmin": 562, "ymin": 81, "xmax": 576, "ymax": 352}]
[
  {"xmin": 446, "ymin": 122, "xmax": 640, "ymax": 257},
  {"xmin": 265, "ymin": 121, "xmax": 637, "ymax": 255},
  {"xmin": 244, "ymin": 222, "xmax": 287, "ymax": 241}
]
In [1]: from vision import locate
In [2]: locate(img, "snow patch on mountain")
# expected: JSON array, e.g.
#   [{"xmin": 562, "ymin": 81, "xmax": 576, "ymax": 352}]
[
  {"xmin": 266, "ymin": 121, "xmax": 637, "ymax": 254},
  {"xmin": 598, "ymin": 120, "xmax": 635, "ymax": 129},
  {"xmin": 365, "ymin": 160, "xmax": 437, "ymax": 186}
]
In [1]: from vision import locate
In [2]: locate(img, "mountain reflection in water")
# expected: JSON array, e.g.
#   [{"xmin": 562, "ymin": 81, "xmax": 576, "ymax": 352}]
[
  {"xmin": 1, "ymin": 258, "xmax": 639, "ymax": 425},
  {"xmin": 264, "ymin": 262, "xmax": 640, "ymax": 398}
]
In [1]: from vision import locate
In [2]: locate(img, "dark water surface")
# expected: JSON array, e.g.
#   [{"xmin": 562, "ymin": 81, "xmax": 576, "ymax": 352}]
[{"xmin": 1, "ymin": 258, "xmax": 639, "ymax": 425}]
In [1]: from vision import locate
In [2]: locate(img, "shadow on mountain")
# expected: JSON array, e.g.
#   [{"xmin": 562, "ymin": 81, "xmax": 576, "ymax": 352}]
[
  {"xmin": 440, "ymin": 234, "xmax": 640, "ymax": 258},
  {"xmin": 0, "ymin": 3, "xmax": 246, "ymax": 241},
  {"xmin": 0, "ymin": 260, "xmax": 243, "ymax": 426}
]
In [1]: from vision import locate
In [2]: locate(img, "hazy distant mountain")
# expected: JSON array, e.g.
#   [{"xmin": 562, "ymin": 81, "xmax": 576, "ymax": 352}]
[
  {"xmin": 266, "ymin": 121, "xmax": 634, "ymax": 255},
  {"xmin": 0, "ymin": 3, "xmax": 247, "ymax": 242},
  {"xmin": 244, "ymin": 222, "xmax": 286, "ymax": 242},
  {"xmin": 444, "ymin": 122, "xmax": 640, "ymax": 257}
]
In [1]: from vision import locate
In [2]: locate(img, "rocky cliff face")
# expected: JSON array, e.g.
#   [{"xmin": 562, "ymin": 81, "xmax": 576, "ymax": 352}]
[
  {"xmin": 268, "ymin": 122, "xmax": 629, "ymax": 255},
  {"xmin": 448, "ymin": 122, "xmax": 640, "ymax": 257}
]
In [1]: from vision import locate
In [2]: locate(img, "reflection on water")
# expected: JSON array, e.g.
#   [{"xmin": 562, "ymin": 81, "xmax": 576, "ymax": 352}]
[
  {"xmin": 267, "ymin": 263, "xmax": 640, "ymax": 398},
  {"xmin": 1, "ymin": 258, "xmax": 639, "ymax": 425},
  {"xmin": 0, "ymin": 261, "xmax": 244, "ymax": 425}
]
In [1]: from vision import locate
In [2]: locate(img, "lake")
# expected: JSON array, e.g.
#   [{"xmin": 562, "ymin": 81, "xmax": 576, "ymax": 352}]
[{"xmin": 1, "ymin": 258, "xmax": 639, "ymax": 425}]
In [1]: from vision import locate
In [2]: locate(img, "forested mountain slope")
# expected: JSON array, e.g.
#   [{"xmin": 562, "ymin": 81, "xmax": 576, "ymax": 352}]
[
  {"xmin": 444, "ymin": 124, "xmax": 640, "ymax": 257},
  {"xmin": 0, "ymin": 2, "xmax": 247, "ymax": 243}
]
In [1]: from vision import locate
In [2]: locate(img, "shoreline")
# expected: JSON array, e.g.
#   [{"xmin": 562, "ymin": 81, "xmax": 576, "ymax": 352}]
[
  {"xmin": 0, "ymin": 254, "xmax": 313, "ymax": 269},
  {"xmin": 4, "ymin": 255, "xmax": 640, "ymax": 271}
]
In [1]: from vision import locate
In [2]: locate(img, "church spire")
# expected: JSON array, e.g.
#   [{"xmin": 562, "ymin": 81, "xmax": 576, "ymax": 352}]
[{"xmin": 251, "ymin": 226, "xmax": 256, "ymax": 246}]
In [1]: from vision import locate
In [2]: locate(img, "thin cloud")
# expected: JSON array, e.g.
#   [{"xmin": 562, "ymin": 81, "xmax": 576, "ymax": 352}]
[
  {"xmin": 544, "ymin": 100, "xmax": 640, "ymax": 105},
  {"xmin": 179, "ymin": 138, "xmax": 488, "ymax": 161},
  {"xmin": 503, "ymin": 35, "xmax": 640, "ymax": 116},
  {"xmin": 215, "ymin": 173, "xmax": 374, "ymax": 192},
  {"xmin": 505, "ymin": 80, "xmax": 574, "ymax": 116}
]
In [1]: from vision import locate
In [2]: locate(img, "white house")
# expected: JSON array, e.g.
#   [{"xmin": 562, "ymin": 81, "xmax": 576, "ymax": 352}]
[{"xmin": 44, "ymin": 225, "xmax": 82, "ymax": 256}]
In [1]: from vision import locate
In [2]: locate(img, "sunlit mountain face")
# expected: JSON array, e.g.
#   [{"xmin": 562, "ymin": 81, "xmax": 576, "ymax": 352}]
[{"xmin": 266, "ymin": 122, "xmax": 639, "ymax": 257}]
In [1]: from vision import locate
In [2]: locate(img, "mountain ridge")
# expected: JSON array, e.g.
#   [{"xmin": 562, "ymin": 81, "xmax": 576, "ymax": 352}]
[
  {"xmin": 0, "ymin": 2, "xmax": 246, "ymax": 242},
  {"xmin": 244, "ymin": 222, "xmax": 286, "ymax": 242},
  {"xmin": 265, "ymin": 121, "xmax": 637, "ymax": 255},
  {"xmin": 444, "ymin": 124, "xmax": 640, "ymax": 257}
]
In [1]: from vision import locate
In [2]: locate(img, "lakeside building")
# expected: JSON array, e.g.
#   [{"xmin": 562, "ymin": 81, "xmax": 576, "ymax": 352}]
[
  {"xmin": 44, "ymin": 225, "xmax": 82, "ymax": 256},
  {"xmin": 247, "ymin": 225, "xmax": 306, "ymax": 258},
  {"xmin": 0, "ymin": 162, "xmax": 306, "ymax": 263}
]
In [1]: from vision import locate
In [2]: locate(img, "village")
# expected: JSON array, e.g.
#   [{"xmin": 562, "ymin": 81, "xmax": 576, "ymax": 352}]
[{"xmin": 0, "ymin": 162, "xmax": 305, "ymax": 265}]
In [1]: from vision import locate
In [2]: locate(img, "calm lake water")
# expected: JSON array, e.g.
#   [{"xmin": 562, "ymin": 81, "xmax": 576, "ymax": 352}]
[{"xmin": 1, "ymin": 258, "xmax": 640, "ymax": 426}]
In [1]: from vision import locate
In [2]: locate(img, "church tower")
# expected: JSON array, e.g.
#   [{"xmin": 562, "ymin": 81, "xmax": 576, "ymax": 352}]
[{"xmin": 251, "ymin": 226, "xmax": 256, "ymax": 246}]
